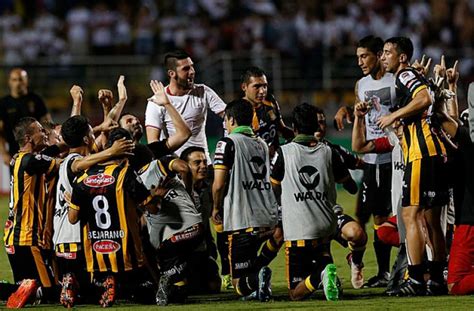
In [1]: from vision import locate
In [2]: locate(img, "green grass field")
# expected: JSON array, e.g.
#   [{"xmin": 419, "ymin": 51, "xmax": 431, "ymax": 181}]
[{"xmin": 0, "ymin": 193, "xmax": 472, "ymax": 310}]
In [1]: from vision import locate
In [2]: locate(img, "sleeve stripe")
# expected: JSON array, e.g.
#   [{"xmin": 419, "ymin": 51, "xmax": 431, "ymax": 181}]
[
  {"xmin": 412, "ymin": 85, "xmax": 427, "ymax": 98},
  {"xmin": 158, "ymin": 160, "xmax": 168, "ymax": 176},
  {"xmin": 145, "ymin": 125, "xmax": 161, "ymax": 129},
  {"xmin": 46, "ymin": 159, "xmax": 56, "ymax": 174},
  {"xmin": 140, "ymin": 194, "xmax": 154, "ymax": 206},
  {"xmin": 270, "ymin": 177, "xmax": 281, "ymax": 185},
  {"xmin": 214, "ymin": 164, "xmax": 228, "ymax": 170},
  {"xmin": 69, "ymin": 203, "xmax": 80, "ymax": 211}
]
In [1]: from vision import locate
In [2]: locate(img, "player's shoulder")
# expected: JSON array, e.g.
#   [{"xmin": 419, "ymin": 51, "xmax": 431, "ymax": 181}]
[{"xmin": 396, "ymin": 67, "xmax": 420, "ymax": 84}]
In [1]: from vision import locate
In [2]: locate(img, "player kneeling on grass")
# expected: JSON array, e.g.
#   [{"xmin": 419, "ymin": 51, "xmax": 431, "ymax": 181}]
[
  {"xmin": 212, "ymin": 99, "xmax": 278, "ymax": 302},
  {"xmin": 270, "ymin": 103, "xmax": 355, "ymax": 301}
]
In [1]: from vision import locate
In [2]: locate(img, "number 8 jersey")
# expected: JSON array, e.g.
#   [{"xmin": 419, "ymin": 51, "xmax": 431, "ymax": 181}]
[{"xmin": 70, "ymin": 160, "xmax": 154, "ymax": 273}]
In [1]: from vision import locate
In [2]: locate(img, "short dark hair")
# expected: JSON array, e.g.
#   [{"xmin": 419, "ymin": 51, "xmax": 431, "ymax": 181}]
[
  {"xmin": 164, "ymin": 50, "xmax": 190, "ymax": 72},
  {"xmin": 14, "ymin": 117, "xmax": 37, "ymax": 147},
  {"xmin": 385, "ymin": 37, "xmax": 414, "ymax": 61},
  {"xmin": 180, "ymin": 146, "xmax": 205, "ymax": 162},
  {"xmin": 225, "ymin": 99, "xmax": 253, "ymax": 126},
  {"xmin": 61, "ymin": 115, "xmax": 91, "ymax": 148},
  {"xmin": 292, "ymin": 103, "xmax": 320, "ymax": 135},
  {"xmin": 241, "ymin": 66, "xmax": 266, "ymax": 84},
  {"xmin": 106, "ymin": 128, "xmax": 132, "ymax": 149},
  {"xmin": 118, "ymin": 112, "xmax": 139, "ymax": 124},
  {"xmin": 357, "ymin": 35, "xmax": 384, "ymax": 55}
]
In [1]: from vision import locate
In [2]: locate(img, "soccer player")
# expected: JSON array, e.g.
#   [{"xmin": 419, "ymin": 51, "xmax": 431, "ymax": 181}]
[
  {"xmin": 314, "ymin": 107, "xmax": 366, "ymax": 289},
  {"xmin": 68, "ymin": 128, "xmax": 161, "ymax": 307},
  {"xmin": 138, "ymin": 152, "xmax": 203, "ymax": 305},
  {"xmin": 3, "ymin": 117, "xmax": 66, "ymax": 307},
  {"xmin": 0, "ymin": 68, "xmax": 51, "ymax": 166},
  {"xmin": 334, "ymin": 36, "xmax": 397, "ymax": 288},
  {"xmin": 271, "ymin": 103, "xmax": 354, "ymax": 301},
  {"xmin": 377, "ymin": 37, "xmax": 449, "ymax": 296},
  {"xmin": 180, "ymin": 146, "xmax": 221, "ymax": 294},
  {"xmin": 239, "ymin": 66, "xmax": 294, "ymax": 280},
  {"xmin": 212, "ymin": 99, "xmax": 278, "ymax": 302},
  {"xmin": 145, "ymin": 50, "xmax": 226, "ymax": 161},
  {"xmin": 54, "ymin": 115, "xmax": 134, "ymax": 307}
]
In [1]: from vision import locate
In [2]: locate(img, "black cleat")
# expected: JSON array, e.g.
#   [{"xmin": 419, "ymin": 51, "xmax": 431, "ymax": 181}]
[
  {"xmin": 389, "ymin": 278, "xmax": 426, "ymax": 297},
  {"xmin": 363, "ymin": 272, "xmax": 390, "ymax": 288},
  {"xmin": 426, "ymin": 280, "xmax": 448, "ymax": 296},
  {"xmin": 257, "ymin": 266, "xmax": 272, "ymax": 302}
]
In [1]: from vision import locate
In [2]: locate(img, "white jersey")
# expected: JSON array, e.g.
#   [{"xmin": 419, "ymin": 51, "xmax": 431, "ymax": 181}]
[
  {"xmin": 145, "ymin": 84, "xmax": 226, "ymax": 161},
  {"xmin": 53, "ymin": 153, "xmax": 82, "ymax": 248},
  {"xmin": 357, "ymin": 73, "xmax": 397, "ymax": 164}
]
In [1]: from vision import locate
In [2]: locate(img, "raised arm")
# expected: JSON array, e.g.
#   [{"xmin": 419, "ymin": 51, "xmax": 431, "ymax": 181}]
[
  {"xmin": 106, "ymin": 75, "xmax": 128, "ymax": 122},
  {"xmin": 148, "ymin": 80, "xmax": 191, "ymax": 151},
  {"xmin": 69, "ymin": 85, "xmax": 84, "ymax": 116}
]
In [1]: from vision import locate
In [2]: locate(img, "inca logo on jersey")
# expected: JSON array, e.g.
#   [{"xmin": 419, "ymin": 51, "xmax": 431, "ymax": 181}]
[
  {"xmin": 84, "ymin": 173, "xmax": 115, "ymax": 188},
  {"xmin": 249, "ymin": 156, "xmax": 266, "ymax": 180},
  {"xmin": 93, "ymin": 240, "xmax": 121, "ymax": 254},
  {"xmin": 298, "ymin": 166, "xmax": 320, "ymax": 190}
]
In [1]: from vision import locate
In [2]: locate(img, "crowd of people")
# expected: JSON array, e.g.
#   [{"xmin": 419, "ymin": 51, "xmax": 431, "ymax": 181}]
[
  {"xmin": 0, "ymin": 0, "xmax": 472, "ymax": 71},
  {"xmin": 0, "ymin": 34, "xmax": 473, "ymax": 309}
]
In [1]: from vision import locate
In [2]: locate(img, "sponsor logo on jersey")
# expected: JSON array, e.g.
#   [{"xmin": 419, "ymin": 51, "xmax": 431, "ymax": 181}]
[
  {"xmin": 5, "ymin": 245, "xmax": 15, "ymax": 254},
  {"xmin": 298, "ymin": 166, "xmax": 320, "ymax": 190},
  {"xmin": 399, "ymin": 70, "xmax": 416, "ymax": 86},
  {"xmin": 393, "ymin": 161, "xmax": 405, "ymax": 171},
  {"xmin": 93, "ymin": 239, "xmax": 121, "ymax": 254},
  {"xmin": 84, "ymin": 173, "xmax": 115, "ymax": 188},
  {"xmin": 249, "ymin": 156, "xmax": 267, "ymax": 180},
  {"xmin": 56, "ymin": 252, "xmax": 77, "ymax": 260},
  {"xmin": 35, "ymin": 154, "xmax": 53, "ymax": 161},
  {"xmin": 215, "ymin": 141, "xmax": 227, "ymax": 154}
]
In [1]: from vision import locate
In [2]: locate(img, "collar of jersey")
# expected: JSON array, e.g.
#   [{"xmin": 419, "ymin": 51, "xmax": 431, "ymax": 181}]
[
  {"xmin": 231, "ymin": 126, "xmax": 254, "ymax": 135},
  {"xmin": 293, "ymin": 134, "xmax": 317, "ymax": 144}
]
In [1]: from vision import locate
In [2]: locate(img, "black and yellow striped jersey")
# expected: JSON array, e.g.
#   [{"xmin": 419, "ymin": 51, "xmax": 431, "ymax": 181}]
[
  {"xmin": 70, "ymin": 160, "xmax": 153, "ymax": 273},
  {"xmin": 395, "ymin": 67, "xmax": 446, "ymax": 162},
  {"xmin": 252, "ymin": 99, "xmax": 283, "ymax": 155},
  {"xmin": 4, "ymin": 151, "xmax": 57, "ymax": 247}
]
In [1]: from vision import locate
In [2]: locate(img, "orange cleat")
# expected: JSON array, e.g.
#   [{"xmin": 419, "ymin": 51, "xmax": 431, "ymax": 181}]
[{"xmin": 6, "ymin": 279, "xmax": 39, "ymax": 309}]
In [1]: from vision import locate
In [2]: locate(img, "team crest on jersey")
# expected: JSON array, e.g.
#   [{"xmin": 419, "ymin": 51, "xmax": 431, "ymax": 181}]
[
  {"xmin": 93, "ymin": 240, "xmax": 121, "ymax": 254},
  {"xmin": 215, "ymin": 141, "xmax": 226, "ymax": 154},
  {"xmin": 84, "ymin": 173, "xmax": 115, "ymax": 188},
  {"xmin": 4, "ymin": 219, "xmax": 13, "ymax": 230}
]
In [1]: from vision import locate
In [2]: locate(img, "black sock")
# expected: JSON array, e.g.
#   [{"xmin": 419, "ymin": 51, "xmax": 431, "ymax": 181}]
[
  {"xmin": 407, "ymin": 264, "xmax": 425, "ymax": 283},
  {"xmin": 236, "ymin": 274, "xmax": 258, "ymax": 296},
  {"xmin": 350, "ymin": 244, "xmax": 366, "ymax": 266},
  {"xmin": 254, "ymin": 239, "xmax": 280, "ymax": 271},
  {"xmin": 428, "ymin": 260, "xmax": 446, "ymax": 283},
  {"xmin": 216, "ymin": 232, "xmax": 230, "ymax": 275},
  {"xmin": 374, "ymin": 228, "xmax": 391, "ymax": 275},
  {"xmin": 309, "ymin": 255, "xmax": 334, "ymax": 286}
]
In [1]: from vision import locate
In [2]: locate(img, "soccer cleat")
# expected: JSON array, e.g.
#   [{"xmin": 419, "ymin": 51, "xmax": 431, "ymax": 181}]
[
  {"xmin": 6, "ymin": 279, "xmax": 39, "ymax": 309},
  {"xmin": 347, "ymin": 253, "xmax": 364, "ymax": 289},
  {"xmin": 426, "ymin": 280, "xmax": 448, "ymax": 296},
  {"xmin": 257, "ymin": 266, "xmax": 272, "ymax": 302},
  {"xmin": 221, "ymin": 274, "xmax": 233, "ymax": 290},
  {"xmin": 99, "ymin": 275, "xmax": 116, "ymax": 307},
  {"xmin": 388, "ymin": 278, "xmax": 426, "ymax": 297},
  {"xmin": 60, "ymin": 273, "xmax": 78, "ymax": 308},
  {"xmin": 322, "ymin": 264, "xmax": 339, "ymax": 301},
  {"xmin": 156, "ymin": 275, "xmax": 172, "ymax": 306},
  {"xmin": 363, "ymin": 272, "xmax": 390, "ymax": 288},
  {"xmin": 240, "ymin": 291, "xmax": 258, "ymax": 301}
]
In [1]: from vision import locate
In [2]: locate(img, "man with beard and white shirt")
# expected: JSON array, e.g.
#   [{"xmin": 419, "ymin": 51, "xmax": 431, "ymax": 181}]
[{"xmin": 145, "ymin": 50, "xmax": 226, "ymax": 162}]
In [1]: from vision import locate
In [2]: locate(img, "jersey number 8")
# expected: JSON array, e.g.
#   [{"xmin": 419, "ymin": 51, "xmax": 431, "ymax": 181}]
[{"xmin": 92, "ymin": 195, "xmax": 112, "ymax": 229}]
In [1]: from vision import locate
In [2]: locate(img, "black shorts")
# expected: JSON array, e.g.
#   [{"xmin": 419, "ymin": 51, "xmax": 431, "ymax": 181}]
[
  {"xmin": 333, "ymin": 213, "xmax": 356, "ymax": 247},
  {"xmin": 228, "ymin": 228, "xmax": 271, "ymax": 279},
  {"xmin": 356, "ymin": 162, "xmax": 392, "ymax": 223},
  {"xmin": 6, "ymin": 245, "xmax": 54, "ymax": 287},
  {"xmin": 402, "ymin": 156, "xmax": 449, "ymax": 208},
  {"xmin": 285, "ymin": 240, "xmax": 331, "ymax": 289},
  {"xmin": 157, "ymin": 224, "xmax": 204, "ymax": 282}
]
